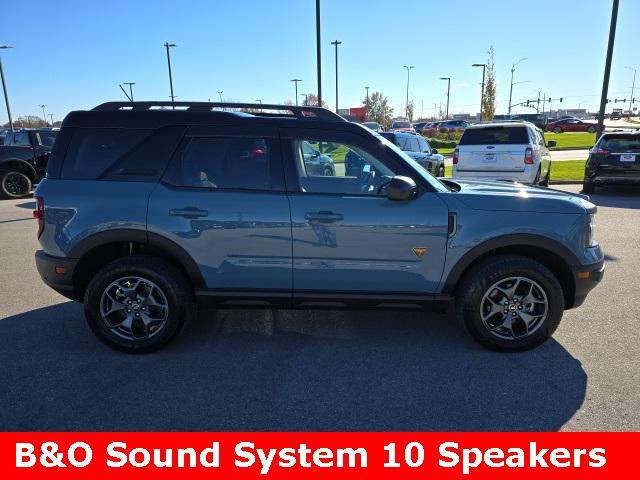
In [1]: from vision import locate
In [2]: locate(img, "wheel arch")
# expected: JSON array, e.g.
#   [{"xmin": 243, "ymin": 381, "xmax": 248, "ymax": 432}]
[
  {"xmin": 443, "ymin": 234, "xmax": 578, "ymax": 308},
  {"xmin": 0, "ymin": 158, "xmax": 38, "ymax": 181},
  {"xmin": 69, "ymin": 229, "xmax": 205, "ymax": 301}
]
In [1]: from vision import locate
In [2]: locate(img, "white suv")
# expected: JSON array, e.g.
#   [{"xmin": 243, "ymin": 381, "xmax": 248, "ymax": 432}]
[{"xmin": 452, "ymin": 121, "xmax": 554, "ymax": 185}]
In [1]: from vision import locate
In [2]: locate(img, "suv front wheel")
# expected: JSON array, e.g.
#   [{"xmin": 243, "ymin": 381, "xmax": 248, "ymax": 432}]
[
  {"xmin": 84, "ymin": 255, "xmax": 195, "ymax": 353},
  {"xmin": 456, "ymin": 255, "xmax": 564, "ymax": 351},
  {"xmin": 0, "ymin": 169, "xmax": 32, "ymax": 199}
]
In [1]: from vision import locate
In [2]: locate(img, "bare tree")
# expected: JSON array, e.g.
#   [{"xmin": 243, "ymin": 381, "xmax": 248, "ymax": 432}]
[{"xmin": 481, "ymin": 46, "xmax": 497, "ymax": 121}]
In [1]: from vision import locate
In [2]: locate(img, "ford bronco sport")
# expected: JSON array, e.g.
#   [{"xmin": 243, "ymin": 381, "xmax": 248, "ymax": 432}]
[{"xmin": 34, "ymin": 102, "xmax": 604, "ymax": 353}]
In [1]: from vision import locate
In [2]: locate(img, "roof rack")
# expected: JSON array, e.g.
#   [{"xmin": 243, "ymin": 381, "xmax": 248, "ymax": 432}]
[{"xmin": 92, "ymin": 101, "xmax": 345, "ymax": 121}]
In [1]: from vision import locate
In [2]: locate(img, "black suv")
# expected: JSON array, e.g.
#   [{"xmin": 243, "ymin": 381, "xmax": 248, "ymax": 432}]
[
  {"xmin": 0, "ymin": 128, "xmax": 57, "ymax": 198},
  {"xmin": 583, "ymin": 131, "xmax": 640, "ymax": 193}
]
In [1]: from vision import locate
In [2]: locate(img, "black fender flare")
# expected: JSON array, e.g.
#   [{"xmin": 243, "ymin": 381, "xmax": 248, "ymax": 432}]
[
  {"xmin": 0, "ymin": 158, "xmax": 39, "ymax": 181},
  {"xmin": 442, "ymin": 233, "xmax": 580, "ymax": 294},
  {"xmin": 68, "ymin": 229, "xmax": 206, "ymax": 289}
]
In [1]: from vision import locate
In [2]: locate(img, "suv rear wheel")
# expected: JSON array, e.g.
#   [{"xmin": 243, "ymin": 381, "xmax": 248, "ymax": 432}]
[
  {"xmin": 0, "ymin": 169, "xmax": 32, "ymax": 199},
  {"xmin": 84, "ymin": 255, "xmax": 195, "ymax": 353},
  {"xmin": 456, "ymin": 255, "xmax": 564, "ymax": 351}
]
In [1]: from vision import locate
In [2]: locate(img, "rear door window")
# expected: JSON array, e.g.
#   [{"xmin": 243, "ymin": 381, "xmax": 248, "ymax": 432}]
[
  {"xmin": 459, "ymin": 126, "xmax": 529, "ymax": 145},
  {"xmin": 62, "ymin": 128, "xmax": 150, "ymax": 179},
  {"xmin": 177, "ymin": 137, "xmax": 273, "ymax": 190}
]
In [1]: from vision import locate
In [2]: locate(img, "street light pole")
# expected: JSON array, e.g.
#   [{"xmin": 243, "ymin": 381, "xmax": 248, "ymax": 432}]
[
  {"xmin": 163, "ymin": 42, "xmax": 176, "ymax": 105},
  {"xmin": 508, "ymin": 57, "xmax": 528, "ymax": 114},
  {"xmin": 291, "ymin": 78, "xmax": 302, "ymax": 106},
  {"xmin": 315, "ymin": 0, "xmax": 322, "ymax": 106},
  {"xmin": 49, "ymin": 113, "xmax": 54, "ymax": 126},
  {"xmin": 472, "ymin": 63, "xmax": 486, "ymax": 120},
  {"xmin": 39, "ymin": 105, "xmax": 47, "ymax": 125},
  {"xmin": 625, "ymin": 66, "xmax": 636, "ymax": 116},
  {"xmin": 440, "ymin": 77, "xmax": 451, "ymax": 119},
  {"xmin": 597, "ymin": 0, "xmax": 619, "ymax": 138},
  {"xmin": 365, "ymin": 86, "xmax": 370, "ymax": 120},
  {"xmin": 218, "ymin": 91, "xmax": 223, "ymax": 102},
  {"xmin": 331, "ymin": 40, "xmax": 342, "ymax": 112},
  {"xmin": 300, "ymin": 93, "xmax": 308, "ymax": 105},
  {"xmin": 0, "ymin": 45, "xmax": 14, "ymax": 130},
  {"xmin": 124, "ymin": 82, "xmax": 135, "ymax": 101},
  {"xmin": 403, "ymin": 65, "xmax": 414, "ymax": 119}
]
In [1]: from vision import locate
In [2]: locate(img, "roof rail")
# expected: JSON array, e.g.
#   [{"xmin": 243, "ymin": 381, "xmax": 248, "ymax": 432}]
[{"xmin": 92, "ymin": 101, "xmax": 345, "ymax": 121}]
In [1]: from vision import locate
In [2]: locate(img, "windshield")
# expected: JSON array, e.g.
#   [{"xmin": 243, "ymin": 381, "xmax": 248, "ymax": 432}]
[
  {"xmin": 375, "ymin": 133, "xmax": 448, "ymax": 193},
  {"xmin": 363, "ymin": 122, "xmax": 379, "ymax": 130},
  {"xmin": 391, "ymin": 121, "xmax": 411, "ymax": 129},
  {"xmin": 37, "ymin": 131, "xmax": 58, "ymax": 147}
]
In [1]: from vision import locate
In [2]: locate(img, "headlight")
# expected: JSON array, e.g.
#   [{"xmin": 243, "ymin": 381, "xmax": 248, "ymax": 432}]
[{"xmin": 586, "ymin": 213, "xmax": 597, "ymax": 247}]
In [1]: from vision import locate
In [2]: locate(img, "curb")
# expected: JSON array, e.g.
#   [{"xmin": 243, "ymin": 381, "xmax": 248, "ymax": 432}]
[{"xmin": 549, "ymin": 180, "xmax": 583, "ymax": 185}]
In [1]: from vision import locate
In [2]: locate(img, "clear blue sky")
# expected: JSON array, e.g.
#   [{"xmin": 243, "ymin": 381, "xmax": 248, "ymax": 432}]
[{"xmin": 1, "ymin": 0, "xmax": 638, "ymax": 123}]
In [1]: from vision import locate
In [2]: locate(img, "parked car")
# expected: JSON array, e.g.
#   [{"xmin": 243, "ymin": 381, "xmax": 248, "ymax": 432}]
[
  {"xmin": 34, "ymin": 101, "xmax": 603, "ymax": 353},
  {"xmin": 452, "ymin": 121, "xmax": 554, "ymax": 185},
  {"xmin": 412, "ymin": 122, "xmax": 428, "ymax": 132},
  {"xmin": 389, "ymin": 119, "xmax": 415, "ymax": 132},
  {"xmin": 582, "ymin": 131, "xmax": 640, "ymax": 193},
  {"xmin": 546, "ymin": 118, "xmax": 597, "ymax": 133},
  {"xmin": 0, "ymin": 128, "xmax": 58, "ymax": 198},
  {"xmin": 380, "ymin": 131, "xmax": 446, "ymax": 177},
  {"xmin": 362, "ymin": 121, "xmax": 383, "ymax": 133},
  {"xmin": 438, "ymin": 120, "xmax": 470, "ymax": 134},
  {"xmin": 421, "ymin": 122, "xmax": 442, "ymax": 137},
  {"xmin": 300, "ymin": 140, "xmax": 335, "ymax": 176}
]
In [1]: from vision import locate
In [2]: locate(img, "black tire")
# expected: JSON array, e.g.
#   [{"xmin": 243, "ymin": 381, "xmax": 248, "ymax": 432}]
[
  {"xmin": 83, "ymin": 255, "xmax": 195, "ymax": 353},
  {"xmin": 553, "ymin": 127, "xmax": 563, "ymax": 134},
  {"xmin": 322, "ymin": 166, "xmax": 334, "ymax": 176},
  {"xmin": 582, "ymin": 181, "xmax": 595, "ymax": 194},
  {"xmin": 438, "ymin": 165, "xmax": 445, "ymax": 177},
  {"xmin": 455, "ymin": 255, "xmax": 565, "ymax": 352},
  {"xmin": 539, "ymin": 164, "xmax": 551, "ymax": 187},
  {"xmin": 587, "ymin": 126, "xmax": 596, "ymax": 133},
  {"xmin": 0, "ymin": 169, "xmax": 32, "ymax": 199}
]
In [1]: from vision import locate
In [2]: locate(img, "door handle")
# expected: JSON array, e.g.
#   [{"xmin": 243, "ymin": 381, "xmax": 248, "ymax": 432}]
[
  {"xmin": 169, "ymin": 207, "xmax": 209, "ymax": 218},
  {"xmin": 305, "ymin": 211, "xmax": 344, "ymax": 222}
]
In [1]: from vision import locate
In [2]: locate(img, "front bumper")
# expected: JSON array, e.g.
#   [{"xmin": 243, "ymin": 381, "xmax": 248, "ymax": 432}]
[
  {"xmin": 35, "ymin": 250, "xmax": 79, "ymax": 301},
  {"xmin": 569, "ymin": 258, "xmax": 605, "ymax": 308}
]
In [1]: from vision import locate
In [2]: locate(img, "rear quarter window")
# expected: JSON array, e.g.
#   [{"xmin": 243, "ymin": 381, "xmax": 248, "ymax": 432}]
[
  {"xmin": 61, "ymin": 128, "xmax": 150, "ymax": 179},
  {"xmin": 459, "ymin": 126, "xmax": 529, "ymax": 145}
]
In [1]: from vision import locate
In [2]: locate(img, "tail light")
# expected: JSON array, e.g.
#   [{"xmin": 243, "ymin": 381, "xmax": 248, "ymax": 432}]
[
  {"xmin": 589, "ymin": 147, "xmax": 609, "ymax": 155},
  {"xmin": 33, "ymin": 196, "xmax": 44, "ymax": 238},
  {"xmin": 524, "ymin": 147, "xmax": 534, "ymax": 164},
  {"xmin": 452, "ymin": 148, "xmax": 459, "ymax": 165}
]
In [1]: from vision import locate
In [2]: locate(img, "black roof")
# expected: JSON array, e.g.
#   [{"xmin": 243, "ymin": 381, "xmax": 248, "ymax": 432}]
[{"xmin": 62, "ymin": 101, "xmax": 361, "ymax": 131}]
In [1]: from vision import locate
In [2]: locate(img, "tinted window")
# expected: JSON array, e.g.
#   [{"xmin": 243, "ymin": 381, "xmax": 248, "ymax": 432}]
[
  {"xmin": 599, "ymin": 135, "xmax": 640, "ymax": 150},
  {"xmin": 15, "ymin": 131, "xmax": 30, "ymax": 146},
  {"xmin": 180, "ymin": 137, "xmax": 272, "ymax": 190},
  {"xmin": 406, "ymin": 137, "xmax": 420, "ymax": 152},
  {"xmin": 417, "ymin": 136, "xmax": 431, "ymax": 153},
  {"xmin": 391, "ymin": 121, "xmax": 411, "ymax": 129},
  {"xmin": 62, "ymin": 128, "xmax": 150, "ymax": 179},
  {"xmin": 37, "ymin": 131, "xmax": 57, "ymax": 147},
  {"xmin": 459, "ymin": 126, "xmax": 529, "ymax": 145}
]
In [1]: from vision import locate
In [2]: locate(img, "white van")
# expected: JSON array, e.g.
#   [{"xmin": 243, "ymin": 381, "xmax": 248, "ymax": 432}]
[{"xmin": 452, "ymin": 121, "xmax": 554, "ymax": 185}]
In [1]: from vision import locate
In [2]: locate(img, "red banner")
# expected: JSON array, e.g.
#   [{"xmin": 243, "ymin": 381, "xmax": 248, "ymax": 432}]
[{"xmin": 0, "ymin": 432, "xmax": 636, "ymax": 479}]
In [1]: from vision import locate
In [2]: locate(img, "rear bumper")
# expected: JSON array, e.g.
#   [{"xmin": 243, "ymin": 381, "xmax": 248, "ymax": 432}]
[
  {"xmin": 35, "ymin": 250, "xmax": 79, "ymax": 301},
  {"xmin": 569, "ymin": 258, "xmax": 605, "ymax": 309},
  {"xmin": 589, "ymin": 175, "xmax": 640, "ymax": 185}
]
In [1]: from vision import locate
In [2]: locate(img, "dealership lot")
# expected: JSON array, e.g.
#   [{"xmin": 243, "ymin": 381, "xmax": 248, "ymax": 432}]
[{"xmin": 0, "ymin": 185, "xmax": 638, "ymax": 431}]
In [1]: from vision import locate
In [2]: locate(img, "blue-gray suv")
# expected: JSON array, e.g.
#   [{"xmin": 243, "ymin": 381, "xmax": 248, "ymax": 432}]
[{"xmin": 34, "ymin": 102, "xmax": 604, "ymax": 353}]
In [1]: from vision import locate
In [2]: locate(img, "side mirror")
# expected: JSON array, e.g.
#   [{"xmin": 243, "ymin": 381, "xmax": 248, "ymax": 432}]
[
  {"xmin": 546, "ymin": 140, "xmax": 557, "ymax": 148},
  {"xmin": 386, "ymin": 175, "xmax": 417, "ymax": 201},
  {"xmin": 432, "ymin": 148, "xmax": 439, "ymax": 154}
]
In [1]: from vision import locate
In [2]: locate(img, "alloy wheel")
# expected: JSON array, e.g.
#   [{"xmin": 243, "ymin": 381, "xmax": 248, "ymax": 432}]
[
  {"xmin": 99, "ymin": 276, "xmax": 169, "ymax": 341},
  {"xmin": 3, "ymin": 172, "xmax": 30, "ymax": 197},
  {"xmin": 479, "ymin": 276, "xmax": 548, "ymax": 340}
]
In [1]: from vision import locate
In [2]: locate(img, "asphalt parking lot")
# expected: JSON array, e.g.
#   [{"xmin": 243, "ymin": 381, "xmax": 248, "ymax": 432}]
[{"xmin": 0, "ymin": 185, "xmax": 638, "ymax": 432}]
